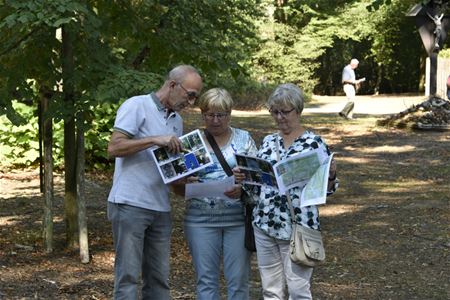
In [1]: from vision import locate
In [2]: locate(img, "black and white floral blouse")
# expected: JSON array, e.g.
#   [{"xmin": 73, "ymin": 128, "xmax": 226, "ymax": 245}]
[{"xmin": 252, "ymin": 130, "xmax": 336, "ymax": 240}]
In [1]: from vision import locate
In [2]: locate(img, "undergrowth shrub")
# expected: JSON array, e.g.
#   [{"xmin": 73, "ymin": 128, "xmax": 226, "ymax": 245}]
[{"xmin": 0, "ymin": 100, "xmax": 119, "ymax": 170}]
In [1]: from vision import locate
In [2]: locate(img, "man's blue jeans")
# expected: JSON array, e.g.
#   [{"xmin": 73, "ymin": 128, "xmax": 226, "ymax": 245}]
[
  {"xmin": 108, "ymin": 203, "xmax": 172, "ymax": 300},
  {"xmin": 184, "ymin": 225, "xmax": 251, "ymax": 300}
]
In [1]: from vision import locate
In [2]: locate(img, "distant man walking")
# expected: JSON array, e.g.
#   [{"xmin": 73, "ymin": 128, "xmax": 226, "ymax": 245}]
[{"xmin": 339, "ymin": 58, "xmax": 365, "ymax": 119}]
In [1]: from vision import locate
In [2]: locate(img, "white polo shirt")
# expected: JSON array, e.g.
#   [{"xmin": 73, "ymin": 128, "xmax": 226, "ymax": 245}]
[{"xmin": 107, "ymin": 93, "xmax": 182, "ymax": 211}]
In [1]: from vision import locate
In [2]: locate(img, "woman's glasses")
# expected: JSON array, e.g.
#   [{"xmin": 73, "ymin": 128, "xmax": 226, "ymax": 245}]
[
  {"xmin": 203, "ymin": 112, "xmax": 229, "ymax": 120},
  {"xmin": 269, "ymin": 108, "xmax": 295, "ymax": 117}
]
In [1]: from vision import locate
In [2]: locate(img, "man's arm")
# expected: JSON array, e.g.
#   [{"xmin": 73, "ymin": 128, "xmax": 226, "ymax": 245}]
[
  {"xmin": 343, "ymin": 78, "xmax": 365, "ymax": 85},
  {"xmin": 107, "ymin": 131, "xmax": 182, "ymax": 158}
]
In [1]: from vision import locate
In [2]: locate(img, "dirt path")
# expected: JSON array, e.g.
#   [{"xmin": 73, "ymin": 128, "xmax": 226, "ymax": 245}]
[
  {"xmin": 1, "ymin": 95, "xmax": 449, "ymax": 299},
  {"xmin": 307, "ymin": 94, "xmax": 426, "ymax": 115}
]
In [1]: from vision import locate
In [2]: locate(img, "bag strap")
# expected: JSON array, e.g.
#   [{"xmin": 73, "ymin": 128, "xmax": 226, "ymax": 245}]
[
  {"xmin": 275, "ymin": 135, "xmax": 296, "ymax": 222},
  {"xmin": 204, "ymin": 129, "xmax": 233, "ymax": 177}
]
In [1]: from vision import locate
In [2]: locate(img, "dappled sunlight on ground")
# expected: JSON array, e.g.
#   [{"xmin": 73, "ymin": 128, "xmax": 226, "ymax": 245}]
[
  {"xmin": 319, "ymin": 204, "xmax": 360, "ymax": 217},
  {"xmin": 364, "ymin": 144, "xmax": 417, "ymax": 153}
]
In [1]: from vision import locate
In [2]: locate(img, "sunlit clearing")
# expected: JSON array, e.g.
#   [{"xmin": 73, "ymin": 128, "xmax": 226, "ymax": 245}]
[
  {"xmin": 362, "ymin": 179, "xmax": 432, "ymax": 193},
  {"xmin": 53, "ymin": 216, "xmax": 64, "ymax": 223},
  {"xmin": 338, "ymin": 156, "xmax": 372, "ymax": 163},
  {"xmin": 364, "ymin": 145, "xmax": 416, "ymax": 153},
  {"xmin": 0, "ymin": 215, "xmax": 26, "ymax": 226},
  {"xmin": 365, "ymin": 221, "xmax": 390, "ymax": 227},
  {"xmin": 232, "ymin": 109, "xmax": 269, "ymax": 117},
  {"xmin": 320, "ymin": 204, "xmax": 360, "ymax": 217}
]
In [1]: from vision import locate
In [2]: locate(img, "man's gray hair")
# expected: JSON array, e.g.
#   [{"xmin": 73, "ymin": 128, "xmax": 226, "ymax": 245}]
[
  {"xmin": 350, "ymin": 58, "xmax": 359, "ymax": 65},
  {"xmin": 167, "ymin": 65, "xmax": 200, "ymax": 83},
  {"xmin": 267, "ymin": 83, "xmax": 304, "ymax": 114}
]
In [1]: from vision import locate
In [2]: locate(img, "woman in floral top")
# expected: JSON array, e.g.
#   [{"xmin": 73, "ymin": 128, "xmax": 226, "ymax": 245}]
[
  {"xmin": 251, "ymin": 83, "xmax": 337, "ymax": 300},
  {"xmin": 181, "ymin": 88, "xmax": 257, "ymax": 300}
]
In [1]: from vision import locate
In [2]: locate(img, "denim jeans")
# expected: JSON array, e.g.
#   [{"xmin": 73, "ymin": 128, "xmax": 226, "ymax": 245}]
[
  {"xmin": 184, "ymin": 225, "xmax": 251, "ymax": 300},
  {"xmin": 254, "ymin": 226, "xmax": 313, "ymax": 300},
  {"xmin": 108, "ymin": 203, "xmax": 172, "ymax": 300}
]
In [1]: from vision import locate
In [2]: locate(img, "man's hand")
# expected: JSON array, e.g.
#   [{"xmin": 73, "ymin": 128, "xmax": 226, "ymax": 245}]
[{"xmin": 157, "ymin": 135, "xmax": 182, "ymax": 153}]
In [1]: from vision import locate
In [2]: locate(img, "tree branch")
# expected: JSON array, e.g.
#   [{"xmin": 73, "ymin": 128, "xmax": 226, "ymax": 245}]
[
  {"xmin": 131, "ymin": 45, "xmax": 150, "ymax": 70},
  {"xmin": 0, "ymin": 27, "xmax": 41, "ymax": 57}
]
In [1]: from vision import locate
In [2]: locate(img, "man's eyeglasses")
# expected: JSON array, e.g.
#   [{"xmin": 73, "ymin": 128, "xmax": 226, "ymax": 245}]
[
  {"xmin": 269, "ymin": 108, "xmax": 296, "ymax": 117},
  {"xmin": 203, "ymin": 112, "xmax": 229, "ymax": 120},
  {"xmin": 178, "ymin": 82, "xmax": 199, "ymax": 103}
]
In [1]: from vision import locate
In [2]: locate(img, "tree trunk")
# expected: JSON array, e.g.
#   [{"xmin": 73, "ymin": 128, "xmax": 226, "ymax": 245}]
[
  {"xmin": 62, "ymin": 25, "xmax": 78, "ymax": 249},
  {"xmin": 41, "ymin": 91, "xmax": 54, "ymax": 253},
  {"xmin": 76, "ymin": 112, "xmax": 89, "ymax": 263}
]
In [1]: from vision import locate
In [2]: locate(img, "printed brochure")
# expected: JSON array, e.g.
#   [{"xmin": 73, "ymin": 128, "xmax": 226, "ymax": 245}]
[
  {"xmin": 151, "ymin": 129, "xmax": 213, "ymax": 184},
  {"xmin": 235, "ymin": 149, "xmax": 333, "ymax": 206}
]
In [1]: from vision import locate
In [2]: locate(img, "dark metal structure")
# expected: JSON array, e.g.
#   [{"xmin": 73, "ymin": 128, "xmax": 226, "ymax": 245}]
[{"xmin": 407, "ymin": 0, "xmax": 450, "ymax": 95}]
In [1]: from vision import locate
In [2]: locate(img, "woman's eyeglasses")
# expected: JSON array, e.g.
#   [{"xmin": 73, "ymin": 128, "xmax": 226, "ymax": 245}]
[
  {"xmin": 178, "ymin": 82, "xmax": 199, "ymax": 103},
  {"xmin": 203, "ymin": 113, "xmax": 229, "ymax": 120},
  {"xmin": 269, "ymin": 108, "xmax": 295, "ymax": 117}
]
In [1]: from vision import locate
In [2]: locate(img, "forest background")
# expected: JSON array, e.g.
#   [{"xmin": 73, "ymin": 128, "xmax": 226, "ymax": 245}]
[
  {"xmin": 1, "ymin": 1, "xmax": 450, "ymax": 298},
  {"xmin": 0, "ymin": 0, "xmax": 449, "ymax": 255},
  {"xmin": 1, "ymin": 0, "xmax": 450, "ymax": 169}
]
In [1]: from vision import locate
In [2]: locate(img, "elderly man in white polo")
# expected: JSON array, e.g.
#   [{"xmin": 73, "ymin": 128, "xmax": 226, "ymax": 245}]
[{"xmin": 339, "ymin": 58, "xmax": 365, "ymax": 120}]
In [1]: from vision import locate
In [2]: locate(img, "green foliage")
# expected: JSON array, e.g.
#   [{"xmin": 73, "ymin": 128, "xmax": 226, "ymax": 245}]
[
  {"xmin": 0, "ymin": 0, "xmax": 443, "ymax": 169},
  {"xmin": 94, "ymin": 67, "xmax": 163, "ymax": 105},
  {"xmin": 440, "ymin": 48, "xmax": 450, "ymax": 58},
  {"xmin": 253, "ymin": 1, "xmax": 373, "ymax": 93},
  {"xmin": 83, "ymin": 102, "xmax": 120, "ymax": 169},
  {"xmin": 0, "ymin": 101, "xmax": 41, "ymax": 166},
  {"xmin": 0, "ymin": 100, "xmax": 119, "ymax": 169}
]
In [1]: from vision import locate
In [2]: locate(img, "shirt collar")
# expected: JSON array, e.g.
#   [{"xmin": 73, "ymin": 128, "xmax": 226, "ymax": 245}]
[
  {"xmin": 150, "ymin": 92, "xmax": 165, "ymax": 111},
  {"xmin": 151, "ymin": 92, "xmax": 176, "ymax": 119}
]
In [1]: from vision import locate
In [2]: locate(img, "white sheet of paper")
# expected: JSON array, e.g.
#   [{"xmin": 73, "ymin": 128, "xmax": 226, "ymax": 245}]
[{"xmin": 185, "ymin": 176, "xmax": 236, "ymax": 200}]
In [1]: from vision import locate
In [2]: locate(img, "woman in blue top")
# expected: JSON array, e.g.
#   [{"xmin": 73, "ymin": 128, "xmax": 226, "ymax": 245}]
[
  {"xmin": 182, "ymin": 88, "xmax": 257, "ymax": 300},
  {"xmin": 249, "ymin": 83, "xmax": 337, "ymax": 300}
]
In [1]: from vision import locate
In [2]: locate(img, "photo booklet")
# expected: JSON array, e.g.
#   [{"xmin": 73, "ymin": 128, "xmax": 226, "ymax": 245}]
[
  {"xmin": 235, "ymin": 149, "xmax": 334, "ymax": 207},
  {"xmin": 151, "ymin": 129, "xmax": 213, "ymax": 184}
]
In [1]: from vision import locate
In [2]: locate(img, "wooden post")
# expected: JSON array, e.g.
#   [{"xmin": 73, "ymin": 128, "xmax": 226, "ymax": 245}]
[
  {"xmin": 76, "ymin": 112, "xmax": 89, "ymax": 263},
  {"xmin": 41, "ymin": 92, "xmax": 54, "ymax": 253},
  {"xmin": 430, "ymin": 52, "xmax": 438, "ymax": 95},
  {"xmin": 62, "ymin": 24, "xmax": 79, "ymax": 248}
]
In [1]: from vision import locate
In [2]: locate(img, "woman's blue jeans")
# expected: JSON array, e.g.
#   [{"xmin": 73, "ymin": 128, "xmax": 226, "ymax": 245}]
[{"xmin": 184, "ymin": 225, "xmax": 251, "ymax": 300}]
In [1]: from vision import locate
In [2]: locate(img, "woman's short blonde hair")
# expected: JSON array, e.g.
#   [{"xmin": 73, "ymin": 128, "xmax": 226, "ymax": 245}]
[
  {"xmin": 267, "ymin": 83, "xmax": 304, "ymax": 114},
  {"xmin": 197, "ymin": 88, "xmax": 234, "ymax": 113}
]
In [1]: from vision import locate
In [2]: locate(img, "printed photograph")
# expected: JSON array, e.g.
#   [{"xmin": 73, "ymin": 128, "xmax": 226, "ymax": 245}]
[
  {"xmin": 246, "ymin": 157, "xmax": 260, "ymax": 170},
  {"xmin": 187, "ymin": 132, "xmax": 202, "ymax": 150},
  {"xmin": 181, "ymin": 138, "xmax": 193, "ymax": 153},
  {"xmin": 250, "ymin": 170, "xmax": 262, "ymax": 183},
  {"xmin": 173, "ymin": 159, "xmax": 188, "ymax": 175},
  {"xmin": 194, "ymin": 148, "xmax": 211, "ymax": 165},
  {"xmin": 261, "ymin": 173, "xmax": 275, "ymax": 186},
  {"xmin": 161, "ymin": 162, "xmax": 176, "ymax": 179},
  {"xmin": 184, "ymin": 153, "xmax": 200, "ymax": 170},
  {"xmin": 236, "ymin": 154, "xmax": 248, "ymax": 168},
  {"xmin": 258, "ymin": 160, "xmax": 273, "ymax": 174},
  {"xmin": 153, "ymin": 147, "xmax": 170, "ymax": 163}
]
